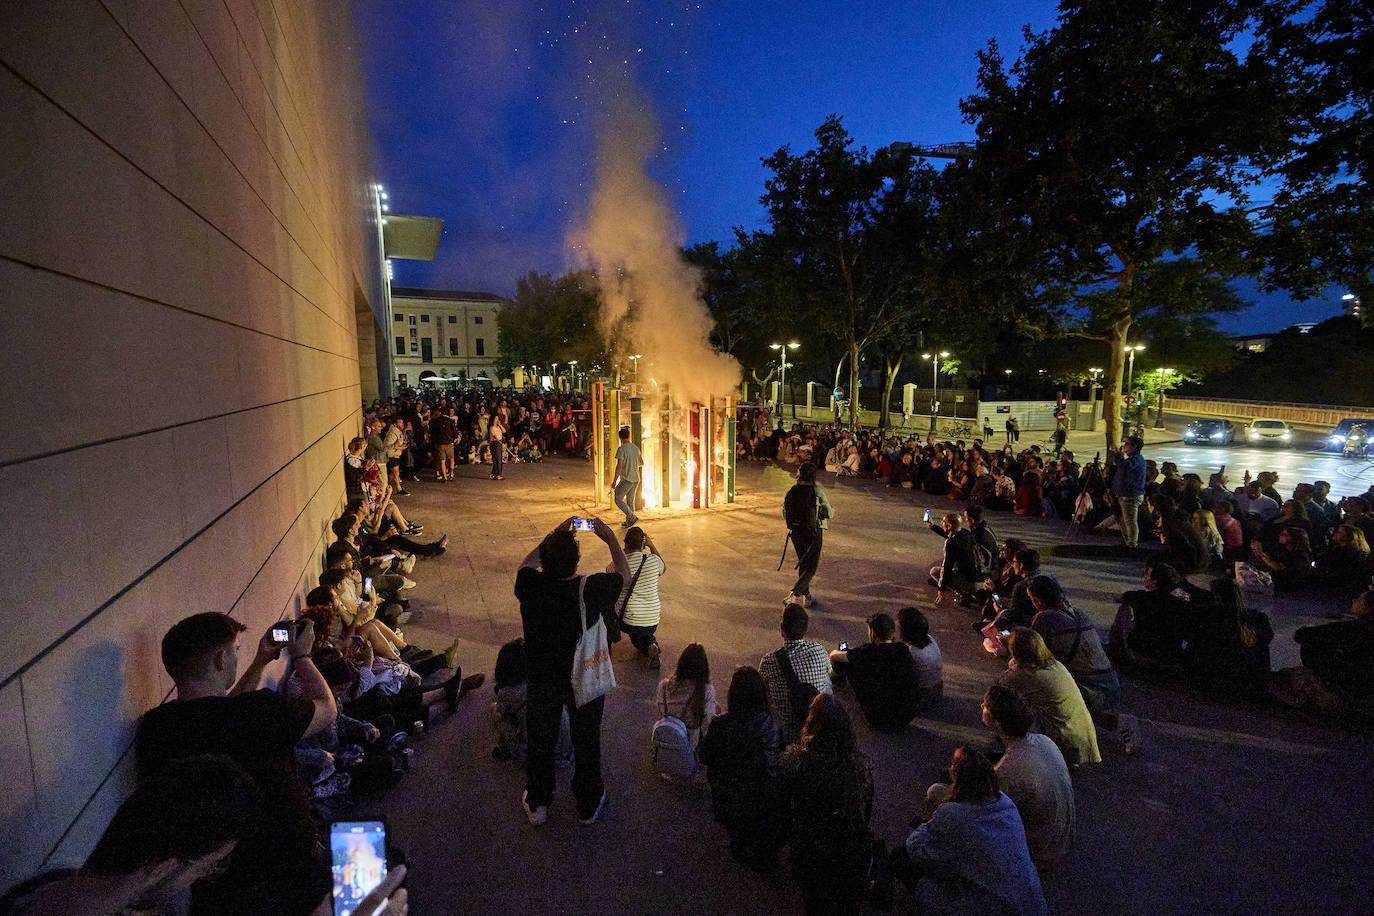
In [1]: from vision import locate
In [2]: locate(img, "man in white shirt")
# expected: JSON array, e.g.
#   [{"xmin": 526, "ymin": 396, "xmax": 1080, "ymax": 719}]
[{"xmin": 612, "ymin": 426, "xmax": 643, "ymax": 527}]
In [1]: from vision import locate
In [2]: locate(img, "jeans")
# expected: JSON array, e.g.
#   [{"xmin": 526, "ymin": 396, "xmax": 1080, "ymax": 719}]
[
  {"xmin": 613, "ymin": 480, "xmax": 638, "ymax": 522},
  {"xmin": 491, "ymin": 440, "xmax": 504, "ymax": 476},
  {"xmin": 792, "ymin": 529, "xmax": 823, "ymax": 597},
  {"xmin": 1118, "ymin": 495, "xmax": 1144, "ymax": 547},
  {"xmin": 525, "ymin": 685, "xmax": 604, "ymax": 817},
  {"xmin": 621, "ymin": 622, "xmax": 658, "ymax": 653}
]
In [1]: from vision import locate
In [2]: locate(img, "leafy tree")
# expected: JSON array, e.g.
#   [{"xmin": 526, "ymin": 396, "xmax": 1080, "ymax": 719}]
[
  {"xmin": 1251, "ymin": 0, "xmax": 1373, "ymax": 321},
  {"xmin": 1190, "ymin": 315, "xmax": 1374, "ymax": 404},
  {"xmin": 496, "ymin": 271, "xmax": 607, "ymax": 382},
  {"xmin": 960, "ymin": 0, "xmax": 1279, "ymax": 448},
  {"xmin": 743, "ymin": 118, "xmax": 947, "ymax": 426}
]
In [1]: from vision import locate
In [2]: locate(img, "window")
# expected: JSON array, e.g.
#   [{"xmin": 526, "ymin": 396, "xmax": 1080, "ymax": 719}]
[
  {"xmin": 421, "ymin": 338, "xmax": 433, "ymax": 362},
  {"xmin": 474, "ymin": 315, "xmax": 484, "ymax": 325},
  {"xmin": 447, "ymin": 315, "xmax": 457, "ymax": 324},
  {"xmin": 475, "ymin": 338, "xmax": 485, "ymax": 356},
  {"xmin": 395, "ymin": 337, "xmax": 405, "ymax": 355},
  {"xmin": 449, "ymin": 339, "xmax": 459, "ymax": 356},
  {"xmin": 394, "ymin": 313, "xmax": 404, "ymax": 323},
  {"xmin": 420, "ymin": 314, "xmax": 430, "ymax": 323},
  {"xmin": 410, "ymin": 339, "xmax": 418, "ymax": 355},
  {"xmin": 408, "ymin": 315, "xmax": 416, "ymax": 326}
]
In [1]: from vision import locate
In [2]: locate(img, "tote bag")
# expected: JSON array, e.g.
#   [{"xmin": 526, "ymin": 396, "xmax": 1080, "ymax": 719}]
[{"xmin": 571, "ymin": 576, "xmax": 616, "ymax": 706}]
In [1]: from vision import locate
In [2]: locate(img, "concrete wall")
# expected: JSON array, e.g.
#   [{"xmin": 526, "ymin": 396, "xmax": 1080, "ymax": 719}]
[{"xmin": 0, "ymin": 0, "xmax": 384, "ymax": 885}]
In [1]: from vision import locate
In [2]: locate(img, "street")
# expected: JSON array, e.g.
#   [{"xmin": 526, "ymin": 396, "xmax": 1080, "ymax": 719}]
[{"xmin": 1142, "ymin": 442, "xmax": 1374, "ymax": 501}]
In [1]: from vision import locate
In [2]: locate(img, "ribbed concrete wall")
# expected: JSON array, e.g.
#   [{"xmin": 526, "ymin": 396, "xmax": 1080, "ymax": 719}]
[{"xmin": 0, "ymin": 0, "xmax": 383, "ymax": 884}]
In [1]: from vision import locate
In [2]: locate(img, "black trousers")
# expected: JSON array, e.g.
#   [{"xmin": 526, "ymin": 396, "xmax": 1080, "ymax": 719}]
[
  {"xmin": 525, "ymin": 685, "xmax": 604, "ymax": 817},
  {"xmin": 792, "ymin": 529, "xmax": 823, "ymax": 597}
]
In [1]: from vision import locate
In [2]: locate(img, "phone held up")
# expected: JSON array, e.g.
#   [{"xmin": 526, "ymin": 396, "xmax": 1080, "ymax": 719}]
[
  {"xmin": 271, "ymin": 621, "xmax": 293, "ymax": 644},
  {"xmin": 572, "ymin": 517, "xmax": 596, "ymax": 532},
  {"xmin": 923, "ymin": 508, "xmax": 932, "ymax": 524},
  {"xmin": 330, "ymin": 819, "xmax": 387, "ymax": 916},
  {"xmin": 838, "ymin": 641, "xmax": 849, "ymax": 652}
]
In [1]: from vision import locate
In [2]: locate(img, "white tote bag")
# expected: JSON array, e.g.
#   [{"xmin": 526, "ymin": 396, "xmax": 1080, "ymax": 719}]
[{"xmin": 571, "ymin": 576, "xmax": 616, "ymax": 706}]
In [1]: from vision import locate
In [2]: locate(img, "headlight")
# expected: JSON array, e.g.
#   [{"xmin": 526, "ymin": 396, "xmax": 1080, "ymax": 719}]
[
  {"xmin": 1249, "ymin": 430, "xmax": 1259, "ymax": 438},
  {"xmin": 1211, "ymin": 432, "xmax": 1224, "ymax": 439},
  {"xmin": 1281, "ymin": 431, "xmax": 1291, "ymax": 438},
  {"xmin": 1331, "ymin": 434, "xmax": 1346, "ymax": 443}
]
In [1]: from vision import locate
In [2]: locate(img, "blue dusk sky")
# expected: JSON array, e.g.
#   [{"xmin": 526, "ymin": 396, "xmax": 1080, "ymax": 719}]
[{"xmin": 353, "ymin": 0, "xmax": 1343, "ymax": 337}]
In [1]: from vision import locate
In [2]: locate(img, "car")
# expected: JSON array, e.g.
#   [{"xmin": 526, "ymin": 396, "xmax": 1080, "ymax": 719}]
[
  {"xmin": 1246, "ymin": 418, "xmax": 1293, "ymax": 447},
  {"xmin": 1182, "ymin": 417, "xmax": 1237, "ymax": 446},
  {"xmin": 1323, "ymin": 418, "xmax": 1374, "ymax": 454}
]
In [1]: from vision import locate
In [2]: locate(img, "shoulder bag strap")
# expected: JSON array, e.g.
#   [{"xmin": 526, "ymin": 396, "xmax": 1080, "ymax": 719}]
[
  {"xmin": 619, "ymin": 554, "xmax": 648, "ymax": 622},
  {"xmin": 577, "ymin": 576, "xmax": 590, "ymax": 632},
  {"xmin": 774, "ymin": 648, "xmax": 801, "ymax": 689}
]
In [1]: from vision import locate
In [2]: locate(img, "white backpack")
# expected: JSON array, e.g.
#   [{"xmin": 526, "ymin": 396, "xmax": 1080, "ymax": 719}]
[{"xmin": 651, "ymin": 691, "xmax": 697, "ymax": 780}]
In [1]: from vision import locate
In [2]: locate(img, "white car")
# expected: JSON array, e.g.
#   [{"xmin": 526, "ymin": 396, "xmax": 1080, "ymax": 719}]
[{"xmin": 1246, "ymin": 418, "xmax": 1292, "ymax": 446}]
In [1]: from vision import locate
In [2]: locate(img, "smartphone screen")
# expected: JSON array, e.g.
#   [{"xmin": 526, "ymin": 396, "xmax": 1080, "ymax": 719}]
[
  {"xmin": 271, "ymin": 626, "xmax": 290, "ymax": 644},
  {"xmin": 573, "ymin": 518, "xmax": 596, "ymax": 532},
  {"xmin": 838, "ymin": 641, "xmax": 848, "ymax": 651},
  {"xmin": 331, "ymin": 820, "xmax": 387, "ymax": 916},
  {"xmin": 363, "ymin": 577, "xmax": 372, "ymax": 594},
  {"xmin": 923, "ymin": 508, "xmax": 931, "ymax": 523}
]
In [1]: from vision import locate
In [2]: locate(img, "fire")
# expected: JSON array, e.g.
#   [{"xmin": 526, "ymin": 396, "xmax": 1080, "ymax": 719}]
[{"xmin": 640, "ymin": 413, "xmax": 660, "ymax": 507}]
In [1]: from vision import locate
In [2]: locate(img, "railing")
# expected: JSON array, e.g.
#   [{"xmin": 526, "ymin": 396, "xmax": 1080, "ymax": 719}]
[{"xmin": 1168, "ymin": 397, "xmax": 1374, "ymax": 428}]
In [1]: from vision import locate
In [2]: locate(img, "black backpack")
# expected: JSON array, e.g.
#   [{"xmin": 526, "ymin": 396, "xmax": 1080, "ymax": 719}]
[{"xmin": 784, "ymin": 483, "xmax": 821, "ymax": 534}]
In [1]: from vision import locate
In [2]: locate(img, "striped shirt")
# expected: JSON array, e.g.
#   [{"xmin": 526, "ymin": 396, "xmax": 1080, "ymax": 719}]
[{"xmin": 619, "ymin": 552, "xmax": 664, "ymax": 626}]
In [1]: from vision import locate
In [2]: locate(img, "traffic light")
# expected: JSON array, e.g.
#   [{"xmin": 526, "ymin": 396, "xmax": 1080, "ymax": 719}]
[{"xmin": 1057, "ymin": 392, "xmax": 1068, "ymax": 410}]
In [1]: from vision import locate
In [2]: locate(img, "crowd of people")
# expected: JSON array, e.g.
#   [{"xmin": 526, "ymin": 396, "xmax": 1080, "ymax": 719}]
[{"xmin": 9, "ymin": 384, "xmax": 1373, "ymax": 915}]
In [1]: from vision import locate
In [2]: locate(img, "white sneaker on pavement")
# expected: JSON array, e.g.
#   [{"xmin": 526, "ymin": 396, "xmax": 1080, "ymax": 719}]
[
  {"xmin": 521, "ymin": 790, "xmax": 548, "ymax": 827},
  {"xmin": 578, "ymin": 793, "xmax": 606, "ymax": 825}
]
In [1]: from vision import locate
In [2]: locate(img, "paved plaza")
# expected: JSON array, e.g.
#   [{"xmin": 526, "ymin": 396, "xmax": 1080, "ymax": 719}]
[{"xmin": 368, "ymin": 455, "xmax": 1370, "ymax": 915}]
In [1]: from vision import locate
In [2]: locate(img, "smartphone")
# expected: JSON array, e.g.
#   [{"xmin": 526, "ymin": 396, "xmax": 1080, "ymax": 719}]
[
  {"xmin": 998, "ymin": 629, "xmax": 1011, "ymax": 638},
  {"xmin": 363, "ymin": 577, "xmax": 372, "ymax": 594},
  {"xmin": 838, "ymin": 641, "xmax": 849, "ymax": 651},
  {"xmin": 572, "ymin": 517, "xmax": 596, "ymax": 532},
  {"xmin": 923, "ymin": 508, "xmax": 932, "ymax": 523},
  {"xmin": 991, "ymin": 592, "xmax": 1001, "ymax": 607},
  {"xmin": 330, "ymin": 819, "xmax": 387, "ymax": 916},
  {"xmin": 271, "ymin": 622, "xmax": 292, "ymax": 644}
]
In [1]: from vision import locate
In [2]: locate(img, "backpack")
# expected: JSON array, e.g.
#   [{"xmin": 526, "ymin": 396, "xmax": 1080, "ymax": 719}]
[
  {"xmin": 784, "ymin": 483, "xmax": 821, "ymax": 534},
  {"xmin": 972, "ymin": 541, "xmax": 994, "ymax": 577},
  {"xmin": 651, "ymin": 691, "xmax": 698, "ymax": 780}
]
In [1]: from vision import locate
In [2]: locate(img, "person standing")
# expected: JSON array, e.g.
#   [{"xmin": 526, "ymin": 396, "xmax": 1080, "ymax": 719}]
[
  {"xmin": 1011, "ymin": 417, "xmax": 1021, "ymax": 442},
  {"xmin": 514, "ymin": 517, "xmax": 628, "ymax": 827},
  {"xmin": 430, "ymin": 409, "xmax": 457, "ymax": 482},
  {"xmin": 489, "ymin": 413, "xmax": 506, "ymax": 480},
  {"xmin": 1005, "ymin": 416, "xmax": 1015, "ymax": 446},
  {"xmin": 783, "ymin": 463, "xmax": 833, "ymax": 607},
  {"xmin": 612, "ymin": 426, "xmax": 643, "ymax": 527},
  {"xmin": 1112, "ymin": 435, "xmax": 1147, "ymax": 547}
]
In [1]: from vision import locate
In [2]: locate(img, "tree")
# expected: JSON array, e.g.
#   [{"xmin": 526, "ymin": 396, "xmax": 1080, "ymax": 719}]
[
  {"xmin": 1251, "ymin": 0, "xmax": 1373, "ymax": 321},
  {"xmin": 497, "ymin": 271, "xmax": 608, "ymax": 381},
  {"xmin": 961, "ymin": 0, "xmax": 1279, "ymax": 448},
  {"xmin": 747, "ymin": 117, "xmax": 943, "ymax": 426}
]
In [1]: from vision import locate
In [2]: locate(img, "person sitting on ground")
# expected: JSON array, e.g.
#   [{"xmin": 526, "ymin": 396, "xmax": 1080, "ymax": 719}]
[
  {"xmin": 829, "ymin": 612, "xmax": 922, "ymax": 733},
  {"xmin": 656, "ymin": 643, "xmax": 720, "ymax": 764},
  {"xmin": 780, "ymin": 695, "xmax": 875, "ymax": 916},
  {"xmin": 1249, "ymin": 526, "xmax": 1314, "ymax": 592},
  {"xmin": 999, "ymin": 628, "xmax": 1101, "ymax": 766},
  {"xmin": 1013, "ymin": 470, "xmax": 1045, "ymax": 517},
  {"xmin": 929, "ymin": 513, "xmax": 983, "ymax": 606},
  {"xmin": 615, "ymin": 526, "xmax": 665, "ymax": 667},
  {"xmin": 1192, "ymin": 508, "xmax": 1226, "ymax": 562},
  {"xmin": 134, "ymin": 613, "xmax": 335, "ymax": 915},
  {"xmin": 698, "ymin": 666, "xmax": 787, "ymax": 873},
  {"xmin": 1272, "ymin": 582, "xmax": 1374, "ymax": 712},
  {"xmin": 985, "ymin": 547, "xmax": 1047, "ymax": 633},
  {"xmin": 1234, "ymin": 481, "xmax": 1280, "ymax": 523},
  {"xmin": 1212, "ymin": 500, "xmax": 1246, "ymax": 558},
  {"xmin": 1149, "ymin": 493, "xmax": 1210, "ymax": 574},
  {"xmin": 759, "ymin": 604, "xmax": 834, "ymax": 746},
  {"xmin": 900, "ymin": 606, "xmax": 944, "ymax": 709},
  {"xmin": 1315, "ymin": 524, "xmax": 1374, "ymax": 596},
  {"xmin": 893, "ymin": 746, "xmax": 1048, "ymax": 916},
  {"xmin": 1108, "ymin": 558, "xmax": 1210, "ymax": 668},
  {"xmin": 1027, "ymin": 577, "xmax": 1142, "ymax": 754},
  {"xmin": 1182, "ymin": 577, "xmax": 1274, "ymax": 693}
]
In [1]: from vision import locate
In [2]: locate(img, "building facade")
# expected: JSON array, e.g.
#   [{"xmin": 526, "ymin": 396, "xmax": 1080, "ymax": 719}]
[{"xmin": 390, "ymin": 287, "xmax": 507, "ymax": 386}]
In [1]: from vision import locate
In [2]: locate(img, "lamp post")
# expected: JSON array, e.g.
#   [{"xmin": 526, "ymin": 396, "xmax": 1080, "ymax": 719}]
[
  {"xmin": 921, "ymin": 350, "xmax": 950, "ymax": 433},
  {"xmin": 1155, "ymin": 367, "xmax": 1175, "ymax": 428},
  {"xmin": 568, "ymin": 360, "xmax": 578, "ymax": 392},
  {"xmin": 769, "ymin": 342, "xmax": 800, "ymax": 420},
  {"xmin": 1124, "ymin": 344, "xmax": 1146, "ymax": 392},
  {"xmin": 628, "ymin": 354, "xmax": 643, "ymax": 385}
]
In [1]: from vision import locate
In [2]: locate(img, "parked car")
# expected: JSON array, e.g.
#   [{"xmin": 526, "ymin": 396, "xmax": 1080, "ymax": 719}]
[
  {"xmin": 1182, "ymin": 418, "xmax": 1237, "ymax": 446},
  {"xmin": 1324, "ymin": 418, "xmax": 1374, "ymax": 454},
  {"xmin": 1246, "ymin": 418, "xmax": 1292, "ymax": 447}
]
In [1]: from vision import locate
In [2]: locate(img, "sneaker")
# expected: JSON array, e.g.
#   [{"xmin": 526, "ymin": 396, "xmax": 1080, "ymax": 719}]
[
  {"xmin": 405, "ymin": 524, "xmax": 424, "ymax": 535},
  {"xmin": 400, "ymin": 578, "xmax": 418, "ymax": 590},
  {"xmin": 396, "ymin": 489, "xmax": 412, "ymax": 497},
  {"xmin": 521, "ymin": 790, "xmax": 548, "ymax": 827},
  {"xmin": 646, "ymin": 642, "xmax": 662, "ymax": 670},
  {"xmin": 1117, "ymin": 713, "xmax": 1146, "ymax": 755},
  {"xmin": 399, "ymin": 555, "xmax": 417, "ymax": 575},
  {"xmin": 459, "ymin": 672, "xmax": 486, "ymax": 693},
  {"xmin": 578, "ymin": 793, "xmax": 607, "ymax": 825},
  {"xmin": 443, "ymin": 638, "xmax": 463, "ymax": 670},
  {"xmin": 783, "ymin": 592, "xmax": 801, "ymax": 606}
]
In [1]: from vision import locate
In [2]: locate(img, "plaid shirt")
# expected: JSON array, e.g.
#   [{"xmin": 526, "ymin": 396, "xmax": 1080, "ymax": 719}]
[{"xmin": 759, "ymin": 639, "xmax": 833, "ymax": 742}]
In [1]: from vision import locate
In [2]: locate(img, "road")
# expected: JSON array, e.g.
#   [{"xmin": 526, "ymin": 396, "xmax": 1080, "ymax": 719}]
[{"xmin": 1143, "ymin": 442, "xmax": 1374, "ymax": 500}]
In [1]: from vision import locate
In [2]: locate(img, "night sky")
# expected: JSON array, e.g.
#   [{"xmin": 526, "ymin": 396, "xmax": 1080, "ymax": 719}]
[{"xmin": 353, "ymin": 0, "xmax": 1341, "ymax": 336}]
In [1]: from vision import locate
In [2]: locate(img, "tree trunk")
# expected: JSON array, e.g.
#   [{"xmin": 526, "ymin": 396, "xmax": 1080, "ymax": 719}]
[
  {"xmin": 1102, "ymin": 314, "xmax": 1132, "ymax": 451},
  {"xmin": 880, "ymin": 354, "xmax": 903, "ymax": 430},
  {"xmin": 847, "ymin": 338, "xmax": 862, "ymax": 428}
]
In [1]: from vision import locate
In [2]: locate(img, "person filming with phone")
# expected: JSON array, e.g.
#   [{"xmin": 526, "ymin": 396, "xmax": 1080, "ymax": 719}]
[
  {"xmin": 515, "ymin": 516, "xmax": 629, "ymax": 827},
  {"xmin": 828, "ymin": 612, "xmax": 921, "ymax": 733},
  {"xmin": 134, "ymin": 612, "xmax": 336, "ymax": 915}
]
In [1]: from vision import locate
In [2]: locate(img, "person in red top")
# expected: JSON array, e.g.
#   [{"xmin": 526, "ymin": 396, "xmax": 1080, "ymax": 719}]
[{"xmin": 1013, "ymin": 470, "xmax": 1045, "ymax": 517}]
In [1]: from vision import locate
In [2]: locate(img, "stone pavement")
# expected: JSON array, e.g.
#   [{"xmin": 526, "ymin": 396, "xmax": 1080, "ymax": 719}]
[{"xmin": 361, "ymin": 457, "xmax": 1370, "ymax": 916}]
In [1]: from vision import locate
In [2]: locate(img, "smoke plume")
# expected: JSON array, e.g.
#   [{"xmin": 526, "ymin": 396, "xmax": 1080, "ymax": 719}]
[{"xmin": 571, "ymin": 90, "xmax": 741, "ymax": 406}]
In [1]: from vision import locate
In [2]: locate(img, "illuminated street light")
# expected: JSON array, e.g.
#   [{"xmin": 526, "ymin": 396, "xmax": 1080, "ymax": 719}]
[
  {"xmin": 628, "ymin": 353, "xmax": 643, "ymax": 383},
  {"xmin": 921, "ymin": 351, "xmax": 951, "ymax": 433},
  {"xmin": 1124, "ymin": 344, "xmax": 1146, "ymax": 391},
  {"xmin": 769, "ymin": 342, "xmax": 800, "ymax": 418}
]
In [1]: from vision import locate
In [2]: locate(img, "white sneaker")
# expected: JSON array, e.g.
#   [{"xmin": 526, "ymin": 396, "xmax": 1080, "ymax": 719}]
[
  {"xmin": 783, "ymin": 592, "xmax": 801, "ymax": 606},
  {"xmin": 521, "ymin": 790, "xmax": 548, "ymax": 827},
  {"xmin": 1117, "ymin": 713, "xmax": 1146, "ymax": 755},
  {"xmin": 399, "ymin": 554, "xmax": 416, "ymax": 575},
  {"xmin": 578, "ymin": 793, "xmax": 606, "ymax": 825}
]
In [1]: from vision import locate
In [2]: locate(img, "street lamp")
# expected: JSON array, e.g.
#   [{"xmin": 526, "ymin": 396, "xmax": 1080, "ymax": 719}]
[
  {"xmin": 769, "ymin": 342, "xmax": 800, "ymax": 419},
  {"xmin": 921, "ymin": 351, "xmax": 950, "ymax": 433},
  {"xmin": 1155, "ymin": 367, "xmax": 1175, "ymax": 428},
  {"xmin": 1124, "ymin": 344, "xmax": 1146, "ymax": 392},
  {"xmin": 628, "ymin": 353, "xmax": 643, "ymax": 383},
  {"xmin": 568, "ymin": 360, "xmax": 578, "ymax": 392}
]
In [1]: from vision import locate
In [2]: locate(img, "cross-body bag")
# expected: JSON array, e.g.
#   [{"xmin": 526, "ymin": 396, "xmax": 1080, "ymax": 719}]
[
  {"xmin": 774, "ymin": 647, "xmax": 820, "ymax": 728},
  {"xmin": 570, "ymin": 576, "xmax": 616, "ymax": 706},
  {"xmin": 616, "ymin": 553, "xmax": 650, "ymax": 625}
]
